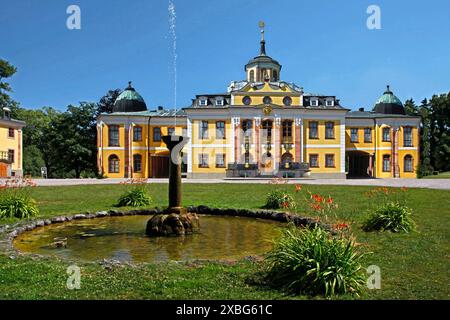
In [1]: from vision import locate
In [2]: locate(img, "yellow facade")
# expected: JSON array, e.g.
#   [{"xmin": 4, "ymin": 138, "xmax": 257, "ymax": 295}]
[
  {"xmin": 0, "ymin": 116, "xmax": 25, "ymax": 177},
  {"xmin": 97, "ymin": 29, "xmax": 421, "ymax": 179}
]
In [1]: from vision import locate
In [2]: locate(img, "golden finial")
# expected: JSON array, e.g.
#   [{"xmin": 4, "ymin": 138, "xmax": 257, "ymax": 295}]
[{"xmin": 259, "ymin": 21, "xmax": 265, "ymax": 41}]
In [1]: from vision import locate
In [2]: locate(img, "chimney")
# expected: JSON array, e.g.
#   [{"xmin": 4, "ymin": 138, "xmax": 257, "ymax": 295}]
[
  {"xmin": 157, "ymin": 106, "xmax": 164, "ymax": 111},
  {"xmin": 359, "ymin": 107, "xmax": 365, "ymax": 112}
]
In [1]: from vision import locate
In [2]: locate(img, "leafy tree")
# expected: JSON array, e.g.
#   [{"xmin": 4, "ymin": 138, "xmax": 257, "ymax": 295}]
[
  {"xmin": 406, "ymin": 93, "xmax": 450, "ymax": 176},
  {"xmin": 0, "ymin": 59, "xmax": 18, "ymax": 109},
  {"xmin": 97, "ymin": 88, "xmax": 121, "ymax": 114}
]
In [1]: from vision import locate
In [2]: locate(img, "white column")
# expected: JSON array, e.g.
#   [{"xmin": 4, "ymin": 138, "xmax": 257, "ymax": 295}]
[
  {"xmin": 187, "ymin": 118, "xmax": 193, "ymax": 173},
  {"xmin": 340, "ymin": 117, "xmax": 346, "ymax": 173}
]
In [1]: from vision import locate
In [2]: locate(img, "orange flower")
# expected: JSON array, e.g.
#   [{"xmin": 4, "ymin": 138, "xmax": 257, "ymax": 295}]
[
  {"xmin": 326, "ymin": 197, "xmax": 333, "ymax": 204},
  {"xmin": 281, "ymin": 201, "xmax": 290, "ymax": 209},
  {"xmin": 295, "ymin": 184, "xmax": 302, "ymax": 192}
]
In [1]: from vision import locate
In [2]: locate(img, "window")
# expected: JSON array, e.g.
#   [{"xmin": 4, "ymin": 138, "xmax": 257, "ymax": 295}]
[
  {"xmin": 108, "ymin": 125, "xmax": 119, "ymax": 146},
  {"xmin": 153, "ymin": 127, "xmax": 161, "ymax": 142},
  {"xmin": 382, "ymin": 155, "xmax": 391, "ymax": 172},
  {"xmin": 133, "ymin": 126, "xmax": 142, "ymax": 141},
  {"xmin": 403, "ymin": 127, "xmax": 413, "ymax": 147},
  {"xmin": 262, "ymin": 120, "xmax": 272, "ymax": 139},
  {"xmin": 242, "ymin": 120, "xmax": 252, "ymax": 137},
  {"xmin": 199, "ymin": 154, "xmax": 209, "ymax": 168},
  {"xmin": 242, "ymin": 96, "xmax": 252, "ymax": 105},
  {"xmin": 382, "ymin": 127, "xmax": 391, "ymax": 142},
  {"xmin": 263, "ymin": 96, "xmax": 272, "ymax": 104},
  {"xmin": 309, "ymin": 154, "xmax": 319, "ymax": 168},
  {"xmin": 8, "ymin": 128, "xmax": 14, "ymax": 138},
  {"xmin": 249, "ymin": 70, "xmax": 255, "ymax": 82},
  {"xmin": 310, "ymin": 98, "xmax": 318, "ymax": 107},
  {"xmin": 216, "ymin": 98, "xmax": 224, "ymax": 106},
  {"xmin": 364, "ymin": 128, "xmax": 372, "ymax": 143},
  {"xmin": 200, "ymin": 121, "xmax": 209, "ymax": 139},
  {"xmin": 325, "ymin": 154, "xmax": 335, "ymax": 168},
  {"xmin": 350, "ymin": 128, "xmax": 359, "ymax": 142},
  {"xmin": 108, "ymin": 155, "xmax": 119, "ymax": 173},
  {"xmin": 283, "ymin": 96, "xmax": 292, "ymax": 106},
  {"xmin": 282, "ymin": 120, "xmax": 292, "ymax": 141},
  {"xmin": 272, "ymin": 70, "xmax": 278, "ymax": 81},
  {"xmin": 325, "ymin": 99, "xmax": 334, "ymax": 107},
  {"xmin": 168, "ymin": 127, "xmax": 175, "ymax": 136},
  {"xmin": 216, "ymin": 154, "xmax": 226, "ymax": 168},
  {"xmin": 309, "ymin": 121, "xmax": 318, "ymax": 139},
  {"xmin": 404, "ymin": 155, "xmax": 413, "ymax": 172},
  {"xmin": 133, "ymin": 154, "xmax": 142, "ymax": 173},
  {"xmin": 216, "ymin": 121, "xmax": 225, "ymax": 139},
  {"xmin": 199, "ymin": 98, "xmax": 207, "ymax": 106},
  {"xmin": 325, "ymin": 122, "xmax": 335, "ymax": 139},
  {"xmin": 7, "ymin": 149, "xmax": 14, "ymax": 164}
]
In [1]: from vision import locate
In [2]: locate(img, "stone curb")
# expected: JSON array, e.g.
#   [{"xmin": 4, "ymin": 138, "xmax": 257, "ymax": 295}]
[{"xmin": 0, "ymin": 207, "xmax": 331, "ymax": 257}]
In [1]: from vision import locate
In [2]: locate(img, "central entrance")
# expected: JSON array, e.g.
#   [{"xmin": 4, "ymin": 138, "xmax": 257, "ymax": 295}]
[{"xmin": 347, "ymin": 151, "xmax": 373, "ymax": 178}]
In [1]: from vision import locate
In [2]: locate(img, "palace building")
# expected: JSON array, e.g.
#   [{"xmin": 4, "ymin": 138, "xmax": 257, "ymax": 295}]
[
  {"xmin": 0, "ymin": 107, "xmax": 25, "ymax": 178},
  {"xmin": 97, "ymin": 27, "xmax": 420, "ymax": 179}
]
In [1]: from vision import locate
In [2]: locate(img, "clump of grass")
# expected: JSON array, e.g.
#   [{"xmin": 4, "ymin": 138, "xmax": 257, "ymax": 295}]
[
  {"xmin": 0, "ymin": 191, "xmax": 39, "ymax": 219},
  {"xmin": 264, "ymin": 190, "xmax": 296, "ymax": 209},
  {"xmin": 363, "ymin": 201, "xmax": 415, "ymax": 233},
  {"xmin": 116, "ymin": 186, "xmax": 152, "ymax": 207},
  {"xmin": 264, "ymin": 226, "xmax": 365, "ymax": 297}
]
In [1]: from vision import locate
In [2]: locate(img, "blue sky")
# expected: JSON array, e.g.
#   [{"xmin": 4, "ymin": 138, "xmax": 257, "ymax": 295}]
[{"xmin": 1, "ymin": 0, "xmax": 449, "ymax": 111}]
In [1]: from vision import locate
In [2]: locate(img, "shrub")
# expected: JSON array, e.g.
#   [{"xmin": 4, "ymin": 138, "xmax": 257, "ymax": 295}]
[
  {"xmin": 116, "ymin": 186, "xmax": 152, "ymax": 207},
  {"xmin": 363, "ymin": 201, "xmax": 415, "ymax": 233},
  {"xmin": 0, "ymin": 191, "xmax": 39, "ymax": 219},
  {"xmin": 264, "ymin": 226, "xmax": 365, "ymax": 297},
  {"xmin": 265, "ymin": 190, "xmax": 296, "ymax": 209}
]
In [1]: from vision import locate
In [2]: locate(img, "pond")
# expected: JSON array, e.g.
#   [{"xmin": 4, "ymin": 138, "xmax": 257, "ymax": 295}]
[{"xmin": 13, "ymin": 215, "xmax": 283, "ymax": 263}]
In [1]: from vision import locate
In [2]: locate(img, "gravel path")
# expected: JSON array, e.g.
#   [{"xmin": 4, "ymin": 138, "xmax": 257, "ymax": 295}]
[{"xmin": 9, "ymin": 178, "xmax": 450, "ymax": 190}]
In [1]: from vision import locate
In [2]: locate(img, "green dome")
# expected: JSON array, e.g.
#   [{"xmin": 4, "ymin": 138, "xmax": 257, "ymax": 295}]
[
  {"xmin": 113, "ymin": 82, "xmax": 147, "ymax": 113},
  {"xmin": 375, "ymin": 87, "xmax": 403, "ymax": 105},
  {"xmin": 373, "ymin": 85, "xmax": 405, "ymax": 115}
]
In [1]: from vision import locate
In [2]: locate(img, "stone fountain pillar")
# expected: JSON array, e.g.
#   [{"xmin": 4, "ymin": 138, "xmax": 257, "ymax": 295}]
[{"xmin": 145, "ymin": 135, "xmax": 199, "ymax": 236}]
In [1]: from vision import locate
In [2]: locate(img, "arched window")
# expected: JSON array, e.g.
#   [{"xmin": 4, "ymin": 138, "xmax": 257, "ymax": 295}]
[
  {"xmin": 242, "ymin": 119, "xmax": 253, "ymax": 137},
  {"xmin": 272, "ymin": 70, "xmax": 278, "ymax": 81},
  {"xmin": 249, "ymin": 70, "xmax": 255, "ymax": 82},
  {"xmin": 133, "ymin": 154, "xmax": 142, "ymax": 173},
  {"xmin": 404, "ymin": 155, "xmax": 413, "ymax": 172},
  {"xmin": 108, "ymin": 155, "xmax": 119, "ymax": 173},
  {"xmin": 281, "ymin": 152, "xmax": 293, "ymax": 166}
]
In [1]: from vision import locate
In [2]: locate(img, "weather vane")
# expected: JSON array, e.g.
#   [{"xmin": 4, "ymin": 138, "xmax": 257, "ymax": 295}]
[{"xmin": 259, "ymin": 21, "xmax": 265, "ymax": 41}]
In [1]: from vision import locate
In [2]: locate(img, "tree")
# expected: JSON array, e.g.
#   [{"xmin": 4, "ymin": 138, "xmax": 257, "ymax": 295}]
[
  {"xmin": 97, "ymin": 89, "xmax": 121, "ymax": 115},
  {"xmin": 406, "ymin": 93, "xmax": 450, "ymax": 176},
  {"xmin": 0, "ymin": 59, "xmax": 18, "ymax": 110}
]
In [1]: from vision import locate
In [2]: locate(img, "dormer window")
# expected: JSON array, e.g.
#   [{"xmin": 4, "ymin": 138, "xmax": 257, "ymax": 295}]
[
  {"xmin": 325, "ymin": 98, "xmax": 334, "ymax": 107},
  {"xmin": 215, "ymin": 98, "xmax": 224, "ymax": 106},
  {"xmin": 310, "ymin": 98, "xmax": 318, "ymax": 107},
  {"xmin": 2, "ymin": 107, "xmax": 11, "ymax": 119},
  {"xmin": 199, "ymin": 98, "xmax": 208, "ymax": 106}
]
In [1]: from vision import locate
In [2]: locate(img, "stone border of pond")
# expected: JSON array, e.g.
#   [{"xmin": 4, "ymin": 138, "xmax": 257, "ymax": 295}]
[{"xmin": 0, "ymin": 206, "xmax": 332, "ymax": 259}]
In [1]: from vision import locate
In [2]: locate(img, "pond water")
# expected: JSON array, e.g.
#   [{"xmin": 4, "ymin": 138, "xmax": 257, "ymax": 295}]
[{"xmin": 13, "ymin": 215, "xmax": 283, "ymax": 263}]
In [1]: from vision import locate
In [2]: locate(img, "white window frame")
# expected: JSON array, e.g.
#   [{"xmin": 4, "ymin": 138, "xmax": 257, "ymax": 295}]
[
  {"xmin": 310, "ymin": 98, "xmax": 318, "ymax": 107},
  {"xmin": 215, "ymin": 98, "xmax": 224, "ymax": 106},
  {"xmin": 199, "ymin": 98, "xmax": 208, "ymax": 106},
  {"xmin": 325, "ymin": 98, "xmax": 334, "ymax": 107}
]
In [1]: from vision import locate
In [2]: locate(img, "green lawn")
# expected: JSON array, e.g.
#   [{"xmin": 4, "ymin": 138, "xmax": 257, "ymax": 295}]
[
  {"xmin": 0, "ymin": 183, "xmax": 449, "ymax": 299},
  {"xmin": 422, "ymin": 171, "xmax": 450, "ymax": 179}
]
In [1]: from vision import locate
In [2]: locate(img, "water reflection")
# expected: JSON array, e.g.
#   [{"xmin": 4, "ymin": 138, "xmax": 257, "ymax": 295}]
[{"xmin": 14, "ymin": 216, "xmax": 283, "ymax": 263}]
